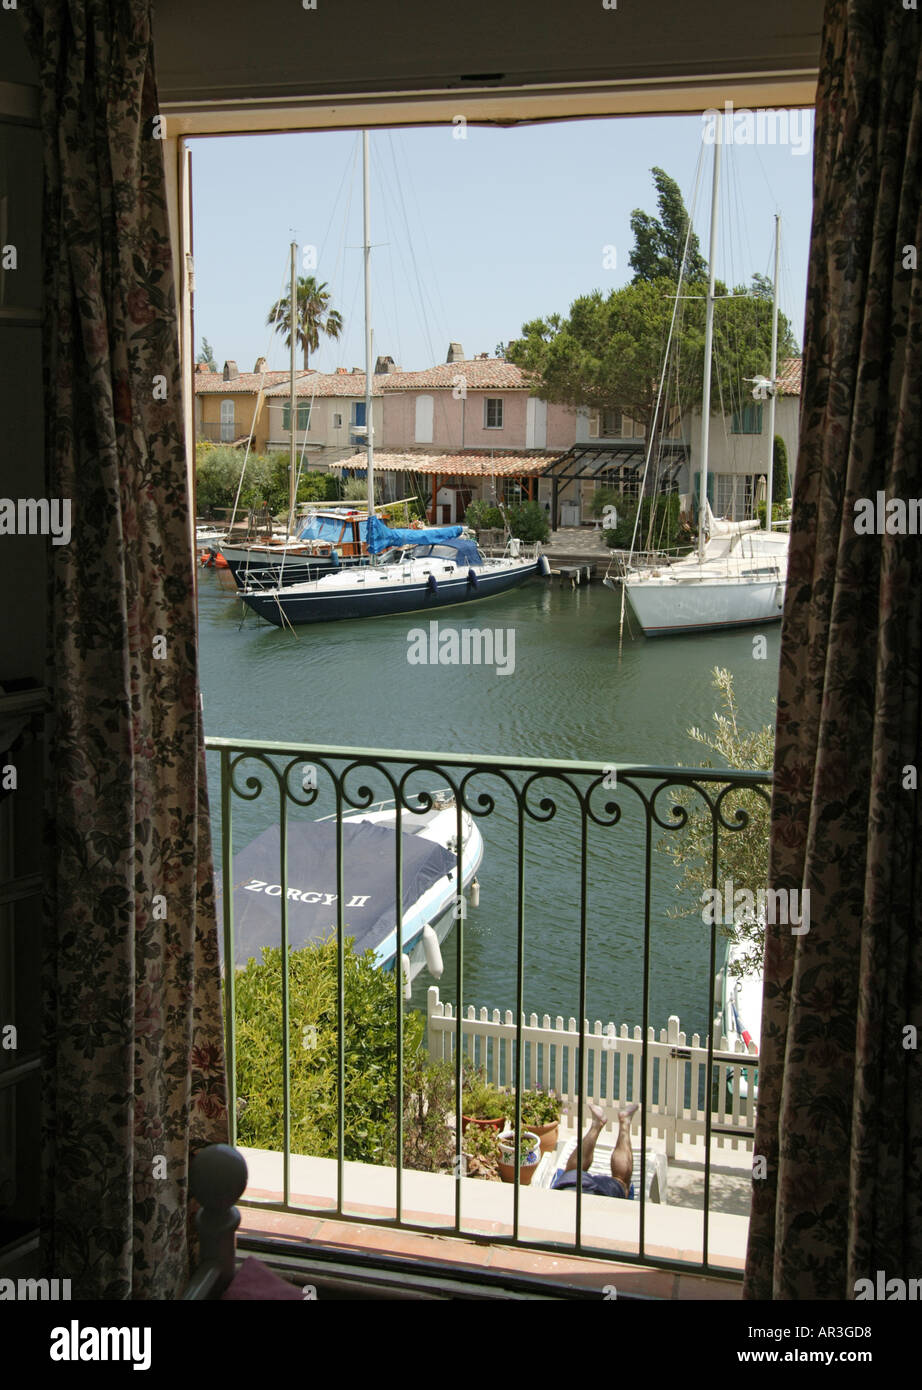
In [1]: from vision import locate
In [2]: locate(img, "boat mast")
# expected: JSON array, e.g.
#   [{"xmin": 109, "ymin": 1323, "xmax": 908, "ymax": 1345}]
[
  {"xmin": 362, "ymin": 131, "xmax": 375, "ymax": 524},
  {"xmin": 698, "ymin": 117, "xmax": 722, "ymax": 561},
  {"xmin": 764, "ymin": 213, "xmax": 781, "ymax": 532},
  {"xmin": 289, "ymin": 240, "xmax": 297, "ymax": 524}
]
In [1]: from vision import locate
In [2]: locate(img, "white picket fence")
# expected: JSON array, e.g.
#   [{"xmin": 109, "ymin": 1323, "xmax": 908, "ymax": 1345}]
[{"xmin": 426, "ymin": 987, "xmax": 758, "ymax": 1159}]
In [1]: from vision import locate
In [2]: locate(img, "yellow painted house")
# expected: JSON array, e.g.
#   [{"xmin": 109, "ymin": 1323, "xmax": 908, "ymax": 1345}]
[{"xmin": 194, "ymin": 358, "xmax": 297, "ymax": 453}]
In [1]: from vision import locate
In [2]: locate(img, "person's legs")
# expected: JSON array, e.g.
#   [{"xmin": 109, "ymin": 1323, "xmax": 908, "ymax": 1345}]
[
  {"xmin": 564, "ymin": 1102, "xmax": 606, "ymax": 1173},
  {"xmin": 610, "ymin": 1102, "xmax": 640, "ymax": 1188}
]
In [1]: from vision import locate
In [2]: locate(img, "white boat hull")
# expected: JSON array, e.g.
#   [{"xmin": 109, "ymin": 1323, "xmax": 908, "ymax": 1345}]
[{"xmin": 623, "ymin": 573, "xmax": 785, "ymax": 635}]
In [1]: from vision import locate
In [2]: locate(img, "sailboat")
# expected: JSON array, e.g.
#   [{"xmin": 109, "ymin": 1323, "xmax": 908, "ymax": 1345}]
[
  {"xmin": 240, "ymin": 132, "xmax": 548, "ymax": 629},
  {"xmin": 215, "ymin": 506, "xmax": 371, "ymax": 589},
  {"xmin": 622, "ymin": 127, "xmax": 789, "ymax": 637}
]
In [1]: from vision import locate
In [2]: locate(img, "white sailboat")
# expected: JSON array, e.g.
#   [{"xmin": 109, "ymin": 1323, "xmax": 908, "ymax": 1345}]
[
  {"xmin": 622, "ymin": 127, "xmax": 789, "ymax": 637},
  {"xmin": 241, "ymin": 133, "xmax": 547, "ymax": 629}
]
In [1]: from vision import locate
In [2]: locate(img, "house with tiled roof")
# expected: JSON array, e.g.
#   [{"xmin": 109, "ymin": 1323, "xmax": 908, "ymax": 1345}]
[
  {"xmin": 193, "ymin": 358, "xmax": 292, "ymax": 453},
  {"xmin": 261, "ymin": 364, "xmax": 388, "ymax": 464},
  {"xmin": 681, "ymin": 355, "xmax": 802, "ymax": 517},
  {"xmin": 369, "ymin": 347, "xmax": 582, "ymax": 523}
]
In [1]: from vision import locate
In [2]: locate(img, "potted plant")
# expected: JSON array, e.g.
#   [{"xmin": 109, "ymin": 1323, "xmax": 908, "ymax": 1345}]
[
  {"xmin": 462, "ymin": 1120, "xmax": 502, "ymax": 1180},
  {"xmin": 517, "ymin": 1088, "xmax": 561, "ymax": 1153},
  {"xmin": 461, "ymin": 1064, "xmax": 512, "ymax": 1134},
  {"xmin": 496, "ymin": 1127, "xmax": 542, "ymax": 1186}
]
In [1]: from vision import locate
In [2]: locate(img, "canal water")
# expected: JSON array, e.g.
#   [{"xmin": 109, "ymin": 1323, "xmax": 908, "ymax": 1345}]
[{"xmin": 198, "ymin": 570, "xmax": 779, "ymax": 1042}]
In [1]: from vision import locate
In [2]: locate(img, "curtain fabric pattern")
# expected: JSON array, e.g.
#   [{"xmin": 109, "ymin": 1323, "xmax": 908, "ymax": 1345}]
[
  {"xmin": 744, "ymin": 0, "xmax": 922, "ymax": 1298},
  {"xmin": 22, "ymin": 2, "xmax": 228, "ymax": 1298}
]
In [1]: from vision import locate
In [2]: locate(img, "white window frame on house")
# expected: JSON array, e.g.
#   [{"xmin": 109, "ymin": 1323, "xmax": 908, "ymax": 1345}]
[
  {"xmin": 500, "ymin": 477, "xmax": 525, "ymax": 505},
  {"xmin": 597, "ymin": 468, "xmax": 642, "ymax": 501},
  {"xmin": 712, "ymin": 472, "xmax": 759, "ymax": 519},
  {"xmin": 484, "ymin": 397, "xmax": 503, "ymax": 429}
]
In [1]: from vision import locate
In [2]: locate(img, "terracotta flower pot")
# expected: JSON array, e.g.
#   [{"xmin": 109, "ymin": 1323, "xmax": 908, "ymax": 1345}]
[
  {"xmin": 521, "ymin": 1119, "xmax": 559, "ymax": 1153},
  {"xmin": 497, "ymin": 1157, "xmax": 539, "ymax": 1186},
  {"xmin": 461, "ymin": 1114, "xmax": 506, "ymax": 1135}
]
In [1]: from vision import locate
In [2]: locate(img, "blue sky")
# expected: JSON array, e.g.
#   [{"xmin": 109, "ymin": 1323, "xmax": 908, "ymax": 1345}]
[{"xmin": 190, "ymin": 112, "xmax": 815, "ymax": 376}]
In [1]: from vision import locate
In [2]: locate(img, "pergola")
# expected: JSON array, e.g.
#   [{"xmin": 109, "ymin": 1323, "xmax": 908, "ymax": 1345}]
[
  {"xmin": 540, "ymin": 442, "xmax": 688, "ymax": 530},
  {"xmin": 338, "ymin": 451, "xmax": 550, "ymax": 520}
]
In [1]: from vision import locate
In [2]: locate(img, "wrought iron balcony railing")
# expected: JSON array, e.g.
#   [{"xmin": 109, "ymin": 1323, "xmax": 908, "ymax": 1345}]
[
  {"xmin": 205, "ymin": 736, "xmax": 770, "ymax": 1279},
  {"xmin": 198, "ymin": 421, "xmax": 250, "ymax": 444}
]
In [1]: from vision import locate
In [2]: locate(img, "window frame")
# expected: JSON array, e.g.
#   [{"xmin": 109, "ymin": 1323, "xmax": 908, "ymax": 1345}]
[{"xmin": 484, "ymin": 397, "xmax": 504, "ymax": 430}]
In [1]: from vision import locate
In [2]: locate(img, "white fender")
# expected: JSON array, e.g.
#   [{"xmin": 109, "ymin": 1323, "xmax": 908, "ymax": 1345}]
[
  {"xmin": 422, "ymin": 924, "xmax": 443, "ymax": 979},
  {"xmin": 401, "ymin": 953, "xmax": 412, "ymax": 1001},
  {"xmin": 470, "ymin": 877, "xmax": 481, "ymax": 908}
]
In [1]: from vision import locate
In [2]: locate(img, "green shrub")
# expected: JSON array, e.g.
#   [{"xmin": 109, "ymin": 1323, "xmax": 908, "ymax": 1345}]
[
  {"xmin": 343, "ymin": 478, "xmax": 370, "ymax": 501},
  {"xmin": 461, "ymin": 1063, "xmax": 511, "ymax": 1120},
  {"xmin": 463, "ymin": 499, "xmax": 504, "ymax": 532},
  {"xmin": 602, "ymin": 493, "xmax": 686, "ymax": 550},
  {"xmin": 462, "ymin": 1121, "xmax": 502, "ymax": 1178},
  {"xmin": 299, "ymin": 472, "xmax": 343, "ymax": 504},
  {"xmin": 195, "ymin": 444, "xmax": 250, "ymax": 511},
  {"xmin": 505, "ymin": 500, "xmax": 550, "ymax": 544},
  {"xmin": 401, "ymin": 1056, "xmax": 457, "ymax": 1173},
  {"xmin": 517, "ymin": 1088, "xmax": 560, "ymax": 1125},
  {"xmin": 755, "ymin": 499, "xmax": 792, "ymax": 526},
  {"xmin": 233, "ymin": 935, "xmax": 425, "ymax": 1163},
  {"xmin": 772, "ymin": 434, "xmax": 789, "ymax": 503},
  {"xmin": 590, "ymin": 487, "xmax": 621, "ymax": 519}
]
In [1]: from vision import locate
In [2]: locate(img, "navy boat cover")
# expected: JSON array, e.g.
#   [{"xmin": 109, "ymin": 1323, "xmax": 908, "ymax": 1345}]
[{"xmin": 216, "ymin": 818, "xmax": 456, "ymax": 969}]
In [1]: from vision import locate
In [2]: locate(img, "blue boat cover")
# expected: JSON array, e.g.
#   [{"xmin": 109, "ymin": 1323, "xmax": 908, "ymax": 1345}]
[
  {"xmin": 216, "ymin": 818, "xmax": 456, "ymax": 969},
  {"xmin": 366, "ymin": 513, "xmax": 463, "ymax": 554},
  {"xmin": 297, "ymin": 514, "xmax": 368, "ymax": 544}
]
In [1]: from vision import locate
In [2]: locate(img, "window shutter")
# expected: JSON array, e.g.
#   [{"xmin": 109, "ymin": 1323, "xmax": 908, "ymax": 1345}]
[{"xmin": 588, "ymin": 410, "xmax": 599, "ymax": 439}]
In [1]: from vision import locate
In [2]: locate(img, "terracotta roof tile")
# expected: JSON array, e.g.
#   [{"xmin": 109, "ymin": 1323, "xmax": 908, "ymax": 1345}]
[
  {"xmin": 380, "ymin": 359, "xmax": 533, "ymax": 391},
  {"xmin": 338, "ymin": 450, "xmax": 550, "ymax": 476},
  {"xmin": 263, "ymin": 372, "xmax": 384, "ymax": 398},
  {"xmin": 776, "ymin": 357, "xmax": 802, "ymax": 396},
  {"xmin": 194, "ymin": 371, "xmax": 293, "ymax": 394}
]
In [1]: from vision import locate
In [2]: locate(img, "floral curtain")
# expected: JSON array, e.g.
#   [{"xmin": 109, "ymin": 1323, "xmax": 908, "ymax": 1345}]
[
  {"xmin": 21, "ymin": 2, "xmax": 227, "ymax": 1298},
  {"xmin": 745, "ymin": 0, "xmax": 922, "ymax": 1298}
]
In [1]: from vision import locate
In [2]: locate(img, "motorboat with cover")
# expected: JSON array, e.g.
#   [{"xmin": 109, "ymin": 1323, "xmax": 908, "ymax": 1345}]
[
  {"xmin": 216, "ymin": 791, "xmax": 483, "ymax": 988},
  {"xmin": 240, "ymin": 514, "xmax": 549, "ymax": 626}
]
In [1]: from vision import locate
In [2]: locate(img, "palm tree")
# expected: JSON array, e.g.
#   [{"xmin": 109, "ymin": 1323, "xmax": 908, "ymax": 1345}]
[{"xmin": 266, "ymin": 277, "xmax": 344, "ymax": 370}]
